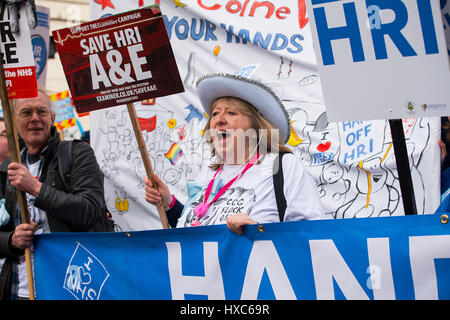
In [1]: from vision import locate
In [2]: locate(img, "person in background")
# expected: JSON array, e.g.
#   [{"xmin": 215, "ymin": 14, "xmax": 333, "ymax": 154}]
[
  {"xmin": 145, "ymin": 73, "xmax": 324, "ymax": 234},
  {"xmin": 80, "ymin": 131, "xmax": 90, "ymax": 144},
  {"xmin": 436, "ymin": 117, "xmax": 450, "ymax": 213},
  {"xmin": 0, "ymin": 118, "xmax": 10, "ymax": 164},
  {"xmin": 439, "ymin": 117, "xmax": 450, "ymax": 172},
  {"xmin": 0, "ymin": 117, "xmax": 10, "ymax": 282},
  {"xmin": 0, "ymin": 89, "xmax": 108, "ymax": 300}
]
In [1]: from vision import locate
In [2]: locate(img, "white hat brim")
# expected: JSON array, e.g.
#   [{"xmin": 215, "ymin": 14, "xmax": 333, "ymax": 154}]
[{"xmin": 197, "ymin": 73, "xmax": 290, "ymax": 143}]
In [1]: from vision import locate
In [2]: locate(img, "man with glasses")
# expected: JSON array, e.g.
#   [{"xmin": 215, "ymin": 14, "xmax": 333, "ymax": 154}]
[{"xmin": 0, "ymin": 89, "xmax": 109, "ymax": 300}]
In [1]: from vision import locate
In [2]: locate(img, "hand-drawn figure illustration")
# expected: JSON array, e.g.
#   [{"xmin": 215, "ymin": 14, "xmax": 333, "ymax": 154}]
[
  {"xmin": 101, "ymin": 150, "xmax": 119, "ymax": 180},
  {"xmin": 382, "ymin": 118, "xmax": 431, "ymax": 214},
  {"xmin": 115, "ymin": 196, "xmax": 129, "ymax": 213},
  {"xmin": 185, "ymin": 104, "xmax": 203, "ymax": 123},
  {"xmin": 101, "ymin": 111, "xmax": 121, "ymax": 152},
  {"xmin": 335, "ymin": 158, "xmax": 400, "ymax": 218},
  {"xmin": 120, "ymin": 129, "xmax": 134, "ymax": 156},
  {"xmin": 184, "ymin": 52, "xmax": 197, "ymax": 86},
  {"xmin": 318, "ymin": 162, "xmax": 351, "ymax": 218}
]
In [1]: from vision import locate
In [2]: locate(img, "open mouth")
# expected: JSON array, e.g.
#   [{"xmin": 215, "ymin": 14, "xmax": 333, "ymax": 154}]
[
  {"xmin": 29, "ymin": 127, "xmax": 43, "ymax": 133},
  {"xmin": 216, "ymin": 130, "xmax": 231, "ymax": 141}
]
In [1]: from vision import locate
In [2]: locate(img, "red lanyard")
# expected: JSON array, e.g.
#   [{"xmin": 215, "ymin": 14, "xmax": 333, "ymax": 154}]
[{"xmin": 193, "ymin": 153, "xmax": 259, "ymax": 225}]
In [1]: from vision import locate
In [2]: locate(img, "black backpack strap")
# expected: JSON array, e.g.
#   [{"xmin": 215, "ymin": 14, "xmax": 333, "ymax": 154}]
[
  {"xmin": 273, "ymin": 152, "xmax": 287, "ymax": 222},
  {"xmin": 58, "ymin": 140, "xmax": 73, "ymax": 192}
]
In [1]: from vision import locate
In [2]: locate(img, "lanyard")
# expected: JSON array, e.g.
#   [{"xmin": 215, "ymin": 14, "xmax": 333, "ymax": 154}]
[
  {"xmin": 23, "ymin": 154, "xmax": 44, "ymax": 223},
  {"xmin": 193, "ymin": 153, "xmax": 259, "ymax": 225}
]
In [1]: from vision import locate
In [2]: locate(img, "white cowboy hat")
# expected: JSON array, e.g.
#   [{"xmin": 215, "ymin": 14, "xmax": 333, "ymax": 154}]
[{"xmin": 196, "ymin": 73, "xmax": 290, "ymax": 143}]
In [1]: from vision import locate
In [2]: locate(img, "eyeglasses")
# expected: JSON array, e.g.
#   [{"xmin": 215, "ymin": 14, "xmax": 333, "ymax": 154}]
[{"xmin": 17, "ymin": 108, "xmax": 51, "ymax": 119}]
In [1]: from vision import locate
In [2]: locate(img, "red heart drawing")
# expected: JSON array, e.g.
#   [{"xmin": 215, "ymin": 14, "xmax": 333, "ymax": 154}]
[{"xmin": 317, "ymin": 141, "xmax": 331, "ymax": 152}]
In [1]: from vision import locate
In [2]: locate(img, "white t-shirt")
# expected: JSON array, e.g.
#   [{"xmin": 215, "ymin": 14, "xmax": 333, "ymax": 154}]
[
  {"xmin": 177, "ymin": 153, "xmax": 325, "ymax": 227},
  {"xmin": 17, "ymin": 159, "xmax": 50, "ymax": 298}
]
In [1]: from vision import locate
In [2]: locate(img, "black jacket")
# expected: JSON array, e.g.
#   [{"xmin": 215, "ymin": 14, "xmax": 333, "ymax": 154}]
[{"xmin": 0, "ymin": 127, "xmax": 107, "ymax": 299}]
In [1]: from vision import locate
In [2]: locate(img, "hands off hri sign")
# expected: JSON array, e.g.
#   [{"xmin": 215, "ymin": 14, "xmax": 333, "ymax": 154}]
[{"xmin": 305, "ymin": 0, "xmax": 450, "ymax": 121}]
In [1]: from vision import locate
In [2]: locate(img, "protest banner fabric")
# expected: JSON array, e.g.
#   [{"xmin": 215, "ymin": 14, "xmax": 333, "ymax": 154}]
[
  {"xmin": 89, "ymin": 1, "xmax": 442, "ymax": 231},
  {"xmin": 33, "ymin": 214, "xmax": 450, "ymax": 300},
  {"xmin": 0, "ymin": 3, "xmax": 38, "ymax": 99},
  {"xmin": 53, "ymin": 6, "xmax": 184, "ymax": 114}
]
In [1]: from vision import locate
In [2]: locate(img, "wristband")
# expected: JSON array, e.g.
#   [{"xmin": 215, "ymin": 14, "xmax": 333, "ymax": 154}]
[{"xmin": 164, "ymin": 195, "xmax": 176, "ymax": 211}]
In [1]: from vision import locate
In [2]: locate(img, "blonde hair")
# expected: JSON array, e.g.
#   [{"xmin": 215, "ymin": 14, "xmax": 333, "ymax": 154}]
[{"xmin": 204, "ymin": 96, "xmax": 292, "ymax": 170}]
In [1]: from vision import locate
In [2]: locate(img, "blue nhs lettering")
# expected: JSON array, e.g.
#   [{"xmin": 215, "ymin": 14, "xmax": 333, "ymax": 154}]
[{"xmin": 311, "ymin": 0, "xmax": 439, "ymax": 65}]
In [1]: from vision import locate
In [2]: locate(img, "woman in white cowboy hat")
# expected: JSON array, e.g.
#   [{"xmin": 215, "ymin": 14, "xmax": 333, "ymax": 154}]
[{"xmin": 145, "ymin": 73, "xmax": 324, "ymax": 234}]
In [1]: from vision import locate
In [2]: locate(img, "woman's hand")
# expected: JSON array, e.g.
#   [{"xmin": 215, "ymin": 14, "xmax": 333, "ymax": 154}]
[
  {"xmin": 226, "ymin": 212, "xmax": 257, "ymax": 235},
  {"xmin": 144, "ymin": 174, "xmax": 172, "ymax": 207}
]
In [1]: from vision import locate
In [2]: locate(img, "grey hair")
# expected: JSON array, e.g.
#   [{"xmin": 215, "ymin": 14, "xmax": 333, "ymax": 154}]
[{"xmin": 12, "ymin": 88, "xmax": 53, "ymax": 111}]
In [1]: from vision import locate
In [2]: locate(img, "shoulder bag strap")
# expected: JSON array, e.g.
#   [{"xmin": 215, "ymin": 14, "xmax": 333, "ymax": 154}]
[
  {"xmin": 273, "ymin": 152, "xmax": 287, "ymax": 222},
  {"xmin": 57, "ymin": 140, "xmax": 73, "ymax": 192}
]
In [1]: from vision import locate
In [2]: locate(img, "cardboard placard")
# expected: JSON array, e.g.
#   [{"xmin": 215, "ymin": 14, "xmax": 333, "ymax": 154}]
[
  {"xmin": 305, "ymin": 0, "xmax": 450, "ymax": 121},
  {"xmin": 53, "ymin": 6, "xmax": 184, "ymax": 113},
  {"xmin": 1, "ymin": 3, "xmax": 38, "ymax": 99}
]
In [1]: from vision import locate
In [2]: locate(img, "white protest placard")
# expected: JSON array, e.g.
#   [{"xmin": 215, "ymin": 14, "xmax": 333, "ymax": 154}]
[
  {"xmin": 0, "ymin": 3, "xmax": 38, "ymax": 98},
  {"xmin": 305, "ymin": 0, "xmax": 450, "ymax": 121},
  {"xmin": 31, "ymin": 6, "xmax": 50, "ymax": 89},
  {"xmin": 443, "ymin": 0, "xmax": 450, "ymax": 59}
]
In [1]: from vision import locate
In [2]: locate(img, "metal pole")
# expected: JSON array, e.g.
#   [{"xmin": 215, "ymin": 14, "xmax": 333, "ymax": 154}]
[{"xmin": 389, "ymin": 119, "xmax": 417, "ymax": 215}]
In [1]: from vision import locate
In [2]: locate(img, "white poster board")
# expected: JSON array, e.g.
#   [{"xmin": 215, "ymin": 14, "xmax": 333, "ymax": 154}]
[
  {"xmin": 0, "ymin": 3, "xmax": 38, "ymax": 98},
  {"xmin": 305, "ymin": 0, "xmax": 450, "ymax": 121},
  {"xmin": 31, "ymin": 5, "xmax": 50, "ymax": 89},
  {"xmin": 443, "ymin": 0, "xmax": 450, "ymax": 58}
]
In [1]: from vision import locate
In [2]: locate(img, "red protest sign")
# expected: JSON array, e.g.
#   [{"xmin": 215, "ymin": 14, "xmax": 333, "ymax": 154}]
[{"xmin": 52, "ymin": 6, "xmax": 184, "ymax": 113}]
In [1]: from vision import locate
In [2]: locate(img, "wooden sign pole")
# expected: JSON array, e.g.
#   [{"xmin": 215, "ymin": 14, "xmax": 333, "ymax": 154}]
[
  {"xmin": 126, "ymin": 103, "xmax": 170, "ymax": 229},
  {"xmin": 389, "ymin": 119, "xmax": 417, "ymax": 215},
  {"xmin": 0, "ymin": 54, "xmax": 36, "ymax": 299}
]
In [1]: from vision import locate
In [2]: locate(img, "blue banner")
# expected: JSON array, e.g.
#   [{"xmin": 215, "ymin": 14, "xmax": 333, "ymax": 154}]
[{"xmin": 34, "ymin": 214, "xmax": 450, "ymax": 300}]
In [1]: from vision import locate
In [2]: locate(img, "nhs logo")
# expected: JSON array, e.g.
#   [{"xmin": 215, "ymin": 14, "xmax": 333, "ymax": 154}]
[{"xmin": 305, "ymin": 0, "xmax": 450, "ymax": 122}]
